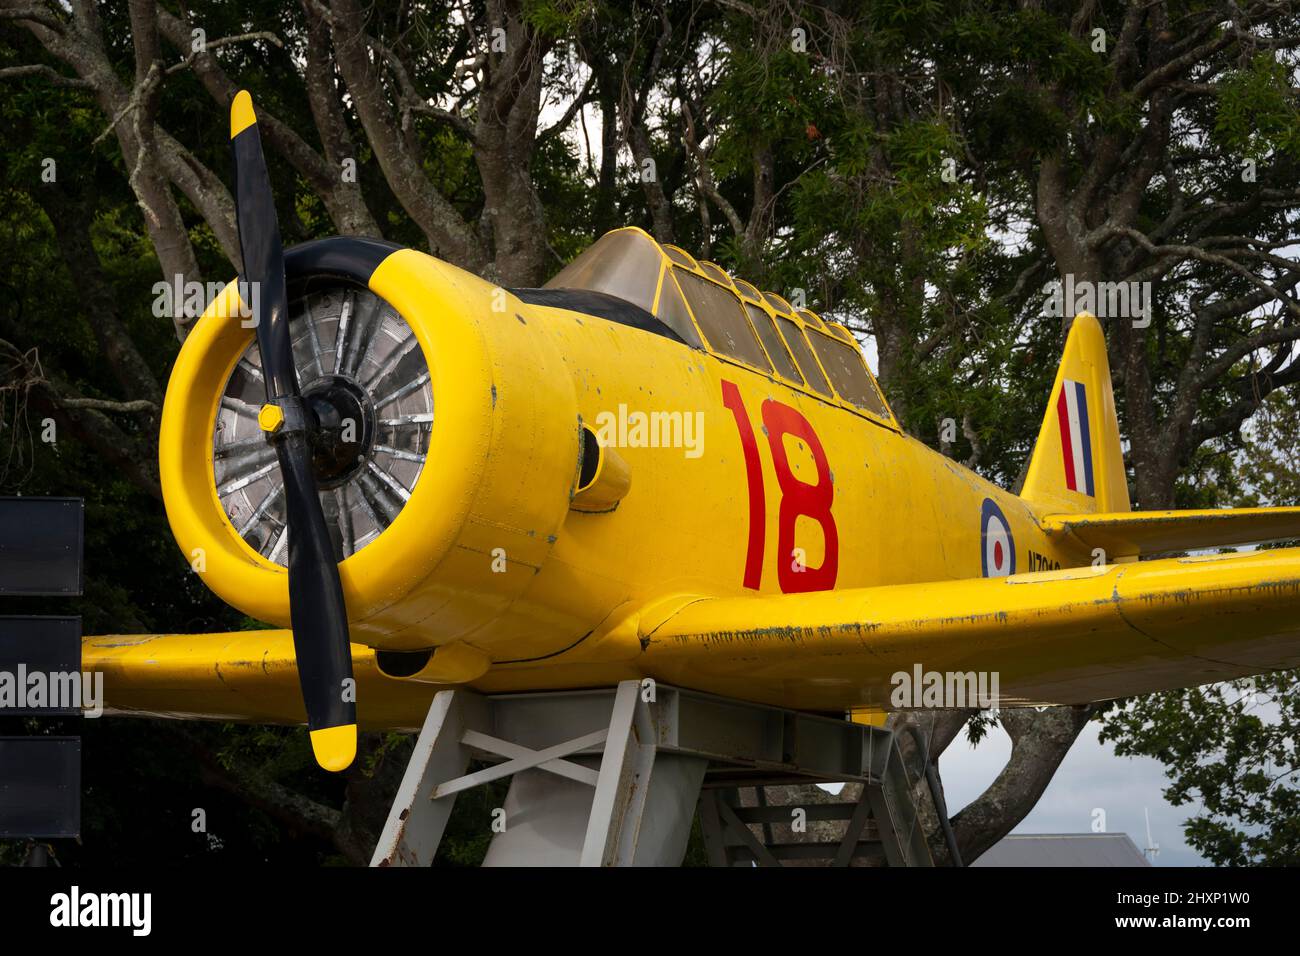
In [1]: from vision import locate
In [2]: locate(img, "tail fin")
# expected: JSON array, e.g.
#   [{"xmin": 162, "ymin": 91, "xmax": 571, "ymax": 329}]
[{"xmin": 1020, "ymin": 312, "xmax": 1130, "ymax": 515}]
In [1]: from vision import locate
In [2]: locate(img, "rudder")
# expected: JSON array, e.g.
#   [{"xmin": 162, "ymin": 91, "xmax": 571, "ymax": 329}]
[{"xmin": 1020, "ymin": 312, "xmax": 1130, "ymax": 515}]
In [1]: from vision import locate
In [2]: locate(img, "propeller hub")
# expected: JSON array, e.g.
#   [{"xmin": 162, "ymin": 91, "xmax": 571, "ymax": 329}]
[{"xmin": 302, "ymin": 375, "xmax": 374, "ymax": 487}]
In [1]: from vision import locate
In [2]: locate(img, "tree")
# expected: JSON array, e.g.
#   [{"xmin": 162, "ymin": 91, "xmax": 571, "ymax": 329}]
[
  {"xmin": 1095, "ymin": 387, "xmax": 1300, "ymax": 866},
  {"xmin": 684, "ymin": 0, "xmax": 1300, "ymax": 863},
  {"xmin": 941, "ymin": 0, "xmax": 1300, "ymax": 511},
  {"xmin": 1099, "ymin": 675, "xmax": 1300, "ymax": 865},
  {"xmin": 2, "ymin": 0, "xmax": 1298, "ymax": 866}
]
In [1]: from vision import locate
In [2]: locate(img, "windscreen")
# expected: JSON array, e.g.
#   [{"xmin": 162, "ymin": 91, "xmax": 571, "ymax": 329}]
[{"xmin": 545, "ymin": 230, "xmax": 662, "ymax": 315}]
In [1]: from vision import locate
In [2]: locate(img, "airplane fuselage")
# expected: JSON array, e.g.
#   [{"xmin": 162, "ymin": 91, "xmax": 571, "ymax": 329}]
[
  {"xmin": 309, "ymin": 250, "xmax": 1095, "ymax": 669},
  {"xmin": 167, "ymin": 248, "xmax": 1097, "ymax": 676}
]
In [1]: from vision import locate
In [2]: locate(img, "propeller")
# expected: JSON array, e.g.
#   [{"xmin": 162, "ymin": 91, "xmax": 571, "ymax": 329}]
[{"xmin": 229, "ymin": 91, "xmax": 357, "ymax": 772}]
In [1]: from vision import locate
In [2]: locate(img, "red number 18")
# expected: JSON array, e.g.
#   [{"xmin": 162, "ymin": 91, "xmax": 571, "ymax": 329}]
[{"xmin": 722, "ymin": 380, "xmax": 839, "ymax": 593}]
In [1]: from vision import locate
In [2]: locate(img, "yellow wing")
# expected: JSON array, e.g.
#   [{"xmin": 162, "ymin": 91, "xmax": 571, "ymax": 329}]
[
  {"xmin": 85, "ymin": 545, "xmax": 1300, "ymax": 724},
  {"xmin": 84, "ymin": 631, "xmax": 438, "ymax": 730},
  {"xmin": 636, "ymin": 545, "xmax": 1300, "ymax": 709},
  {"xmin": 1040, "ymin": 507, "xmax": 1300, "ymax": 558}
]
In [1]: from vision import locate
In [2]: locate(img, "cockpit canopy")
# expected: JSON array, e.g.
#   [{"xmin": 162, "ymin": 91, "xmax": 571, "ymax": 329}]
[{"xmin": 544, "ymin": 227, "xmax": 895, "ymax": 426}]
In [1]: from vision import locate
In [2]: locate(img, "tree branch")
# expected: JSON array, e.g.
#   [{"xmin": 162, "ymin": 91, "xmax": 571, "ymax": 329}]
[{"xmin": 0, "ymin": 64, "xmax": 91, "ymax": 87}]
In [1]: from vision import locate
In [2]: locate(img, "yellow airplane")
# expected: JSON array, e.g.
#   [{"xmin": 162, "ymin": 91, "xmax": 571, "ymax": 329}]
[{"xmin": 84, "ymin": 92, "xmax": 1300, "ymax": 773}]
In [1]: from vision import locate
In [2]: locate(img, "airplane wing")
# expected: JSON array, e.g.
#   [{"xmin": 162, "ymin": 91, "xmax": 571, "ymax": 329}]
[
  {"xmin": 83, "ymin": 631, "xmax": 438, "ymax": 730},
  {"xmin": 1040, "ymin": 507, "xmax": 1300, "ymax": 557},
  {"xmin": 636, "ymin": 545, "xmax": 1300, "ymax": 709},
  {"xmin": 85, "ymin": 546, "xmax": 1300, "ymax": 725}
]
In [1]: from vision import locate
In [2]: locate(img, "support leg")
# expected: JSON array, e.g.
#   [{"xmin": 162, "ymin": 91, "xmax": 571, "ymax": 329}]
[
  {"xmin": 482, "ymin": 682, "xmax": 705, "ymax": 866},
  {"xmin": 580, "ymin": 680, "xmax": 654, "ymax": 866},
  {"xmin": 370, "ymin": 689, "xmax": 488, "ymax": 867}
]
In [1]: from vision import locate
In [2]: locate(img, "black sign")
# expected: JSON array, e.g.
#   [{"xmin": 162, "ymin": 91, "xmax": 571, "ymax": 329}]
[
  {"xmin": 0, "ymin": 497, "xmax": 83, "ymax": 595},
  {"xmin": 0, "ymin": 736, "xmax": 81, "ymax": 838},
  {"xmin": 0, "ymin": 617, "xmax": 83, "ymax": 716}
]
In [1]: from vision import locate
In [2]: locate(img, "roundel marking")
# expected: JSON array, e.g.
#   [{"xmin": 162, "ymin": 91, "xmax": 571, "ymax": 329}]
[{"xmin": 981, "ymin": 498, "xmax": 1016, "ymax": 577}]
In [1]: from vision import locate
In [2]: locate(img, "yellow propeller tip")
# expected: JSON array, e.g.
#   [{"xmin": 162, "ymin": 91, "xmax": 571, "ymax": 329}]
[
  {"xmin": 309, "ymin": 724, "xmax": 357, "ymax": 772},
  {"xmin": 230, "ymin": 90, "xmax": 257, "ymax": 139}
]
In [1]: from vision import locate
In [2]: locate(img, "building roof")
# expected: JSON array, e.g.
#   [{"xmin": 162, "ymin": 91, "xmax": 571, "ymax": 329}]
[{"xmin": 971, "ymin": 833, "xmax": 1152, "ymax": 867}]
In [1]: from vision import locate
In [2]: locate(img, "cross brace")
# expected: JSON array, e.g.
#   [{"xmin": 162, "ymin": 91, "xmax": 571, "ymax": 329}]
[{"xmin": 370, "ymin": 681, "xmax": 940, "ymax": 867}]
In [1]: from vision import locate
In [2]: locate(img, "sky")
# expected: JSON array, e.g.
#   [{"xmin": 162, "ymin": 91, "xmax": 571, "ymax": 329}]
[
  {"xmin": 817, "ymin": 718, "xmax": 1208, "ymax": 866},
  {"xmin": 938, "ymin": 719, "xmax": 1207, "ymax": 866}
]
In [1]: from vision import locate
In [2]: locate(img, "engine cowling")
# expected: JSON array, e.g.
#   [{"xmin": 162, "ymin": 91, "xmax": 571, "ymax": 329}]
[{"xmin": 160, "ymin": 238, "xmax": 582, "ymax": 656}]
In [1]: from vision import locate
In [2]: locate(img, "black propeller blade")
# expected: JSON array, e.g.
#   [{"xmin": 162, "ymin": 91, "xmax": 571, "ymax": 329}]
[{"xmin": 230, "ymin": 91, "xmax": 356, "ymax": 772}]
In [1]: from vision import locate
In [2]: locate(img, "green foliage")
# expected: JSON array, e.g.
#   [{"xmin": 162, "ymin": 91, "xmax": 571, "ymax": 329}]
[
  {"xmin": 1215, "ymin": 53, "xmax": 1300, "ymax": 159},
  {"xmin": 1234, "ymin": 389, "xmax": 1300, "ymax": 509},
  {"xmin": 1100, "ymin": 393, "xmax": 1300, "ymax": 866},
  {"xmin": 523, "ymin": 0, "xmax": 596, "ymax": 38},
  {"xmin": 430, "ymin": 770, "xmax": 511, "ymax": 866},
  {"xmin": 1099, "ymin": 674, "xmax": 1300, "ymax": 866}
]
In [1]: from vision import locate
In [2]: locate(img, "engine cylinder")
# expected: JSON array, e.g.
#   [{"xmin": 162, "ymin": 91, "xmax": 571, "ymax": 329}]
[{"xmin": 160, "ymin": 242, "xmax": 581, "ymax": 655}]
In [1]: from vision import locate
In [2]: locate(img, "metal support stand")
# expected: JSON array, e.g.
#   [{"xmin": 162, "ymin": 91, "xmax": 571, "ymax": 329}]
[
  {"xmin": 697, "ymin": 732, "xmax": 935, "ymax": 867},
  {"xmin": 371, "ymin": 681, "xmax": 941, "ymax": 867}
]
